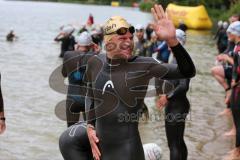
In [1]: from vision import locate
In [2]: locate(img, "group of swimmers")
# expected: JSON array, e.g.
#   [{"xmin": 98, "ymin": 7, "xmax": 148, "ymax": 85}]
[
  {"xmin": 4, "ymin": 3, "xmax": 240, "ymax": 160},
  {"xmin": 211, "ymin": 14, "xmax": 240, "ymax": 160},
  {"xmin": 56, "ymin": 4, "xmax": 196, "ymax": 160}
]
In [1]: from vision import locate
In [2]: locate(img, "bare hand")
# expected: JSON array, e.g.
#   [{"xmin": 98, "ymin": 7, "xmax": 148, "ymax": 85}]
[
  {"xmin": 0, "ymin": 120, "xmax": 6, "ymax": 134},
  {"xmin": 216, "ymin": 54, "xmax": 228, "ymax": 62},
  {"xmin": 93, "ymin": 43, "xmax": 101, "ymax": 54},
  {"xmin": 156, "ymin": 94, "xmax": 168, "ymax": 110},
  {"xmin": 87, "ymin": 127, "xmax": 101, "ymax": 160},
  {"xmin": 151, "ymin": 4, "xmax": 178, "ymax": 47}
]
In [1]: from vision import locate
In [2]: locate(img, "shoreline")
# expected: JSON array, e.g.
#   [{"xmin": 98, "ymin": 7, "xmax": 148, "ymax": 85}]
[{"xmin": 8, "ymin": 0, "xmax": 135, "ymax": 7}]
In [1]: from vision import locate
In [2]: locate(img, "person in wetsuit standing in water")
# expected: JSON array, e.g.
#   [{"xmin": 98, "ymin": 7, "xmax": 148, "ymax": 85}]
[
  {"xmin": 55, "ymin": 26, "xmax": 76, "ymax": 58},
  {"xmin": 85, "ymin": 4, "xmax": 196, "ymax": 160},
  {"xmin": 156, "ymin": 29, "xmax": 190, "ymax": 160}
]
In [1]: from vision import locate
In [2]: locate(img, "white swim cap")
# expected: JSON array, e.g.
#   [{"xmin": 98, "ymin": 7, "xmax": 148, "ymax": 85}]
[
  {"xmin": 227, "ymin": 21, "xmax": 240, "ymax": 36},
  {"xmin": 176, "ymin": 29, "xmax": 186, "ymax": 45},
  {"xmin": 135, "ymin": 24, "xmax": 145, "ymax": 30},
  {"xmin": 223, "ymin": 21, "xmax": 229, "ymax": 29},
  {"xmin": 218, "ymin": 20, "xmax": 223, "ymax": 28},
  {"xmin": 143, "ymin": 143, "xmax": 162, "ymax": 160},
  {"xmin": 76, "ymin": 31, "xmax": 93, "ymax": 46},
  {"xmin": 62, "ymin": 25, "xmax": 75, "ymax": 34}
]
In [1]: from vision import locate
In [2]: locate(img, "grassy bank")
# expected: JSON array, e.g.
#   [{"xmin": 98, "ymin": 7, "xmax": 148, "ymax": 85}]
[
  {"xmin": 139, "ymin": 1, "xmax": 240, "ymax": 22},
  {"xmin": 139, "ymin": 1, "xmax": 240, "ymax": 32},
  {"xmin": 19, "ymin": 0, "xmax": 136, "ymax": 7}
]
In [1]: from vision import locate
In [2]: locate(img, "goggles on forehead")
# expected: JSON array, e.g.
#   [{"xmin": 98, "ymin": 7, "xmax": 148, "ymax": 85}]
[{"xmin": 105, "ymin": 26, "xmax": 135, "ymax": 36}]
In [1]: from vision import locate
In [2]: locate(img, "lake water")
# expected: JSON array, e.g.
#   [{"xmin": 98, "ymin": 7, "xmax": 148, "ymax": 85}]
[{"xmin": 0, "ymin": 0, "xmax": 233, "ymax": 159}]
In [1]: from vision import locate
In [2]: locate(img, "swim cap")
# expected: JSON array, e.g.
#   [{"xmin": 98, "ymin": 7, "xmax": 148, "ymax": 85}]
[
  {"xmin": 223, "ymin": 21, "xmax": 229, "ymax": 29},
  {"xmin": 135, "ymin": 24, "xmax": 145, "ymax": 30},
  {"xmin": 76, "ymin": 31, "xmax": 93, "ymax": 46},
  {"xmin": 103, "ymin": 16, "xmax": 130, "ymax": 35},
  {"xmin": 176, "ymin": 29, "xmax": 186, "ymax": 45},
  {"xmin": 103, "ymin": 16, "xmax": 131, "ymax": 43},
  {"xmin": 62, "ymin": 25, "xmax": 75, "ymax": 34},
  {"xmin": 143, "ymin": 143, "xmax": 162, "ymax": 160},
  {"xmin": 217, "ymin": 20, "xmax": 223, "ymax": 28},
  {"xmin": 227, "ymin": 21, "xmax": 240, "ymax": 36}
]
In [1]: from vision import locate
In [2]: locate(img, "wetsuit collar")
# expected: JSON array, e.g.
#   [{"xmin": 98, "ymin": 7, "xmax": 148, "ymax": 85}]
[{"xmin": 106, "ymin": 56, "xmax": 137, "ymax": 66}]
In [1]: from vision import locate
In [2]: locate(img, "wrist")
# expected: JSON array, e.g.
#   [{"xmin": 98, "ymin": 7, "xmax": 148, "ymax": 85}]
[
  {"xmin": 166, "ymin": 37, "xmax": 179, "ymax": 47},
  {"xmin": 87, "ymin": 124, "xmax": 95, "ymax": 130}
]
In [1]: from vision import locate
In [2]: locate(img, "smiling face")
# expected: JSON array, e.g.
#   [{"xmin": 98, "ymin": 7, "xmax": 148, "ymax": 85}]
[{"xmin": 105, "ymin": 31, "xmax": 134, "ymax": 59}]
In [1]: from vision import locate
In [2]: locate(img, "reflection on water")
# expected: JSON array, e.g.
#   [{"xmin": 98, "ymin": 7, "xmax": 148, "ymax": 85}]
[{"xmin": 0, "ymin": 0, "xmax": 234, "ymax": 160}]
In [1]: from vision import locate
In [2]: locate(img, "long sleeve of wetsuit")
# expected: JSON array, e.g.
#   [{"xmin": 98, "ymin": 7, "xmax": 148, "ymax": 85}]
[
  {"xmin": 61, "ymin": 55, "xmax": 68, "ymax": 78},
  {"xmin": 149, "ymin": 43, "xmax": 196, "ymax": 79},
  {"xmin": 0, "ymin": 74, "xmax": 4, "ymax": 112},
  {"xmin": 84, "ymin": 63, "xmax": 96, "ymax": 126},
  {"xmin": 85, "ymin": 82, "xmax": 96, "ymax": 126},
  {"xmin": 54, "ymin": 35, "xmax": 64, "ymax": 42},
  {"xmin": 167, "ymin": 79, "xmax": 190, "ymax": 99}
]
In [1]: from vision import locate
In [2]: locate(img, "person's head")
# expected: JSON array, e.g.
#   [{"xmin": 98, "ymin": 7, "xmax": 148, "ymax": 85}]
[
  {"xmin": 226, "ymin": 21, "xmax": 240, "ymax": 43},
  {"xmin": 223, "ymin": 21, "xmax": 229, "ymax": 29},
  {"xmin": 176, "ymin": 29, "xmax": 186, "ymax": 45},
  {"xmin": 143, "ymin": 143, "xmax": 162, "ymax": 160},
  {"xmin": 87, "ymin": 13, "xmax": 94, "ymax": 26},
  {"xmin": 103, "ymin": 16, "xmax": 135, "ymax": 59},
  {"xmin": 146, "ymin": 23, "xmax": 154, "ymax": 40},
  {"xmin": 229, "ymin": 14, "xmax": 240, "ymax": 24},
  {"xmin": 75, "ymin": 31, "xmax": 94, "ymax": 52},
  {"xmin": 62, "ymin": 25, "xmax": 75, "ymax": 36},
  {"xmin": 9, "ymin": 27, "xmax": 14, "ymax": 34},
  {"xmin": 178, "ymin": 20, "xmax": 188, "ymax": 32},
  {"xmin": 150, "ymin": 31, "xmax": 157, "ymax": 42},
  {"xmin": 135, "ymin": 24, "xmax": 145, "ymax": 40},
  {"xmin": 217, "ymin": 20, "xmax": 223, "ymax": 28}
]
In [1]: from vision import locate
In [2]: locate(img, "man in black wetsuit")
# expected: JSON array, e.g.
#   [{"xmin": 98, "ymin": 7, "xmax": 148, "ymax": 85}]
[
  {"xmin": 62, "ymin": 31, "xmax": 99, "ymax": 127},
  {"xmin": 85, "ymin": 5, "xmax": 196, "ymax": 160},
  {"xmin": 0, "ymin": 74, "xmax": 5, "ymax": 134},
  {"xmin": 55, "ymin": 26, "xmax": 76, "ymax": 58}
]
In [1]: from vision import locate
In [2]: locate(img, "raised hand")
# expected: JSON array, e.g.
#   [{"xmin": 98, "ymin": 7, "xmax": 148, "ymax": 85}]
[{"xmin": 151, "ymin": 4, "xmax": 178, "ymax": 47}]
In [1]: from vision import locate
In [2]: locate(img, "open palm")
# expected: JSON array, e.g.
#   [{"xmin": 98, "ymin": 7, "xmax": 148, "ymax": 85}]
[{"xmin": 151, "ymin": 4, "xmax": 176, "ymax": 43}]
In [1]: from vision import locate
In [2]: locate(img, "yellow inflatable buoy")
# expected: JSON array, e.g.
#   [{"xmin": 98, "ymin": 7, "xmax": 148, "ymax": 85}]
[
  {"xmin": 166, "ymin": 3, "xmax": 213, "ymax": 30},
  {"xmin": 111, "ymin": 1, "xmax": 119, "ymax": 7}
]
